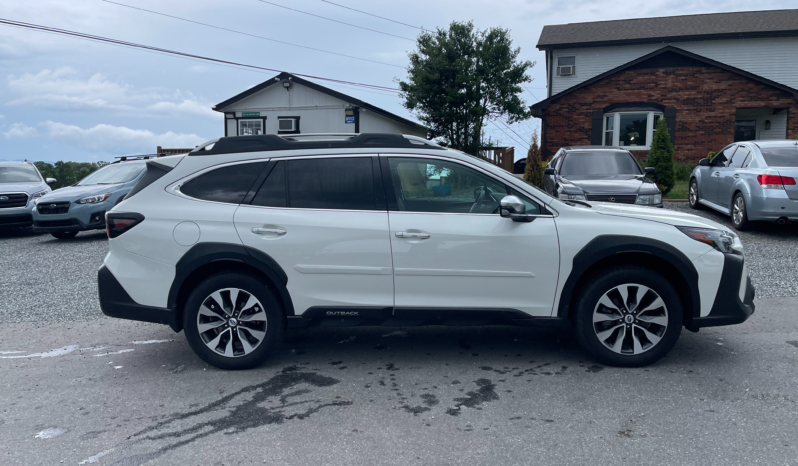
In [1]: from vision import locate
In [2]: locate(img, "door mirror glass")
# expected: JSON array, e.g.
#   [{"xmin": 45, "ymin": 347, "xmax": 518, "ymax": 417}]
[
  {"xmin": 698, "ymin": 158, "xmax": 710, "ymax": 167},
  {"xmin": 644, "ymin": 167, "xmax": 655, "ymax": 175},
  {"xmin": 544, "ymin": 167, "xmax": 556, "ymax": 176}
]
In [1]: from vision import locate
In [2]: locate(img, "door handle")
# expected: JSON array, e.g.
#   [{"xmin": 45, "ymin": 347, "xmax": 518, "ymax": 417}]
[
  {"xmin": 395, "ymin": 231, "xmax": 430, "ymax": 239},
  {"xmin": 252, "ymin": 227, "xmax": 286, "ymax": 236},
  {"xmin": 713, "ymin": 171, "xmax": 720, "ymax": 176},
  {"xmin": 733, "ymin": 174, "xmax": 740, "ymax": 179}
]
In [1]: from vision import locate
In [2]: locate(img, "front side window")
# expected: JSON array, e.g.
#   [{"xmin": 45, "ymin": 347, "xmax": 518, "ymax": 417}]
[
  {"xmin": 603, "ymin": 112, "xmax": 663, "ymax": 149},
  {"xmin": 239, "ymin": 119, "xmax": 263, "ymax": 136},
  {"xmin": 387, "ymin": 157, "xmax": 540, "ymax": 215},
  {"xmin": 712, "ymin": 145, "xmax": 737, "ymax": 167},
  {"xmin": 181, "ymin": 162, "xmax": 267, "ymax": 204},
  {"xmin": 78, "ymin": 164, "xmax": 145, "ymax": 185},
  {"xmin": 0, "ymin": 165, "xmax": 40, "ymax": 183},
  {"xmin": 560, "ymin": 151, "xmax": 642, "ymax": 177},
  {"xmin": 557, "ymin": 56, "xmax": 576, "ymax": 76},
  {"xmin": 288, "ymin": 157, "xmax": 376, "ymax": 210}
]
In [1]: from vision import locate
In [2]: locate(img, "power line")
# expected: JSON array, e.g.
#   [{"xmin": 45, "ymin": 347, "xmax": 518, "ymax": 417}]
[
  {"xmin": 257, "ymin": 0, "xmax": 415, "ymax": 42},
  {"xmin": 319, "ymin": 0, "xmax": 433, "ymax": 32},
  {"xmin": 0, "ymin": 18, "xmax": 401, "ymax": 92},
  {"xmin": 497, "ymin": 117, "xmax": 530, "ymax": 146},
  {"xmin": 489, "ymin": 120, "xmax": 528, "ymax": 150},
  {"xmin": 101, "ymin": 0, "xmax": 404, "ymax": 69}
]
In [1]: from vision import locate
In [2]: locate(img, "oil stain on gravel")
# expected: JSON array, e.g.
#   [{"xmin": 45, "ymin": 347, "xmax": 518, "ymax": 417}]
[{"xmin": 446, "ymin": 379, "xmax": 499, "ymax": 416}]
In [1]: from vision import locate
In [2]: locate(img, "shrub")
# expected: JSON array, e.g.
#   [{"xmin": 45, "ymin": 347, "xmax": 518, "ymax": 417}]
[
  {"xmin": 646, "ymin": 119, "xmax": 676, "ymax": 195},
  {"xmin": 674, "ymin": 161, "xmax": 697, "ymax": 182},
  {"xmin": 524, "ymin": 132, "xmax": 544, "ymax": 187}
]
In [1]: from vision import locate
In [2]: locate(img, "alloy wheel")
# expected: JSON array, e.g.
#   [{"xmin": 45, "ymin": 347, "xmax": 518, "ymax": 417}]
[
  {"xmin": 197, "ymin": 288, "xmax": 268, "ymax": 357},
  {"xmin": 733, "ymin": 196, "xmax": 745, "ymax": 226},
  {"xmin": 689, "ymin": 182, "xmax": 698, "ymax": 205},
  {"xmin": 592, "ymin": 284, "xmax": 668, "ymax": 355}
]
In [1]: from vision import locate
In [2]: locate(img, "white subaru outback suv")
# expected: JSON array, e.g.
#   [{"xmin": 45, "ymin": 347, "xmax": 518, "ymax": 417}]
[{"xmin": 98, "ymin": 134, "xmax": 754, "ymax": 370}]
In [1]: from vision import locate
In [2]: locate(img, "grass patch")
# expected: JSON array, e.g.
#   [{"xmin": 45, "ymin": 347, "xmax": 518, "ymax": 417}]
[{"xmin": 665, "ymin": 180, "xmax": 688, "ymax": 200}]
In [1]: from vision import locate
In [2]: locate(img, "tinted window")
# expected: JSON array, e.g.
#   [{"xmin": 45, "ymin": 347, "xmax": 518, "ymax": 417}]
[
  {"xmin": 78, "ymin": 164, "xmax": 145, "ymax": 185},
  {"xmin": 288, "ymin": 158, "xmax": 376, "ymax": 210},
  {"xmin": 559, "ymin": 152, "xmax": 642, "ymax": 176},
  {"xmin": 388, "ymin": 158, "xmax": 508, "ymax": 214},
  {"xmin": 181, "ymin": 162, "xmax": 267, "ymax": 204},
  {"xmin": 761, "ymin": 147, "xmax": 798, "ymax": 167},
  {"xmin": 252, "ymin": 162, "xmax": 287, "ymax": 207},
  {"xmin": 729, "ymin": 147, "xmax": 750, "ymax": 169},
  {"xmin": 0, "ymin": 165, "xmax": 40, "ymax": 183},
  {"xmin": 712, "ymin": 145, "xmax": 736, "ymax": 166}
]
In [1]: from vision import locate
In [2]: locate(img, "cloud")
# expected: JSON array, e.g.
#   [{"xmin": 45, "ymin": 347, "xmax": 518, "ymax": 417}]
[
  {"xmin": 3, "ymin": 122, "xmax": 38, "ymax": 139},
  {"xmin": 39, "ymin": 121, "xmax": 206, "ymax": 154}
]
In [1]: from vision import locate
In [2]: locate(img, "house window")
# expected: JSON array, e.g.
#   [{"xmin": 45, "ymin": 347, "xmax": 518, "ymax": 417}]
[
  {"xmin": 278, "ymin": 117, "xmax": 300, "ymax": 134},
  {"xmin": 239, "ymin": 119, "xmax": 262, "ymax": 136},
  {"xmin": 602, "ymin": 112, "xmax": 663, "ymax": 150},
  {"xmin": 556, "ymin": 56, "xmax": 576, "ymax": 76}
]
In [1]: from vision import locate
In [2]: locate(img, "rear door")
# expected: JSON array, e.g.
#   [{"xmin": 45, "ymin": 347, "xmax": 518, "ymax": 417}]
[
  {"xmin": 234, "ymin": 155, "xmax": 394, "ymax": 315},
  {"xmin": 382, "ymin": 154, "xmax": 560, "ymax": 317}
]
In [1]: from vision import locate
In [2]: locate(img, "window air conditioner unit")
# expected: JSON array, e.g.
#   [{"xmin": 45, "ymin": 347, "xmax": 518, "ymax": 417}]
[
  {"xmin": 279, "ymin": 118, "xmax": 296, "ymax": 131},
  {"xmin": 558, "ymin": 65, "xmax": 575, "ymax": 76}
]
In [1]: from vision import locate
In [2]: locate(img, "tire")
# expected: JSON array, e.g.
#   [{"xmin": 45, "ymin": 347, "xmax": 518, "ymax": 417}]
[
  {"xmin": 688, "ymin": 179, "xmax": 701, "ymax": 209},
  {"xmin": 731, "ymin": 193, "xmax": 752, "ymax": 231},
  {"xmin": 573, "ymin": 266, "xmax": 683, "ymax": 367},
  {"xmin": 183, "ymin": 272, "xmax": 285, "ymax": 370},
  {"xmin": 51, "ymin": 231, "xmax": 79, "ymax": 239}
]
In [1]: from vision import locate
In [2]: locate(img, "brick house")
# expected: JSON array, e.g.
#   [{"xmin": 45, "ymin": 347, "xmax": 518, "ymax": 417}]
[{"xmin": 532, "ymin": 10, "xmax": 798, "ymax": 161}]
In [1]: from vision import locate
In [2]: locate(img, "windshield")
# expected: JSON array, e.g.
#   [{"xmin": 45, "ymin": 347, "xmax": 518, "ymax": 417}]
[
  {"xmin": 0, "ymin": 165, "xmax": 41, "ymax": 183},
  {"xmin": 761, "ymin": 147, "xmax": 798, "ymax": 167},
  {"xmin": 560, "ymin": 152, "xmax": 642, "ymax": 176},
  {"xmin": 78, "ymin": 164, "xmax": 145, "ymax": 185}
]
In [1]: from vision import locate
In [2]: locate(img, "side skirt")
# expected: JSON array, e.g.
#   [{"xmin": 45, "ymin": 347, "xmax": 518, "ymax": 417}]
[
  {"xmin": 287, "ymin": 307, "xmax": 569, "ymax": 329},
  {"xmin": 698, "ymin": 199, "xmax": 731, "ymax": 215}
]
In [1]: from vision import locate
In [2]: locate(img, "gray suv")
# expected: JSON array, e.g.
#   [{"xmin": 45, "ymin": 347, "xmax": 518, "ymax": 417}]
[{"xmin": 0, "ymin": 161, "xmax": 55, "ymax": 230}]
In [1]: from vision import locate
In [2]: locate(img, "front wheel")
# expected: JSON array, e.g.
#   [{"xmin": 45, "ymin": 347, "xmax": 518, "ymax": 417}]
[
  {"xmin": 183, "ymin": 272, "xmax": 284, "ymax": 370},
  {"xmin": 688, "ymin": 179, "xmax": 701, "ymax": 209},
  {"xmin": 573, "ymin": 266, "xmax": 683, "ymax": 367},
  {"xmin": 731, "ymin": 193, "xmax": 752, "ymax": 231},
  {"xmin": 51, "ymin": 231, "xmax": 79, "ymax": 239}
]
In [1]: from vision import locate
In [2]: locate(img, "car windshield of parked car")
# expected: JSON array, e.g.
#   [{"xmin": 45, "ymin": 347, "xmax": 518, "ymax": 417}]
[
  {"xmin": 560, "ymin": 152, "xmax": 642, "ymax": 177},
  {"xmin": 761, "ymin": 147, "xmax": 798, "ymax": 167},
  {"xmin": 0, "ymin": 165, "xmax": 41, "ymax": 183},
  {"xmin": 78, "ymin": 164, "xmax": 145, "ymax": 185}
]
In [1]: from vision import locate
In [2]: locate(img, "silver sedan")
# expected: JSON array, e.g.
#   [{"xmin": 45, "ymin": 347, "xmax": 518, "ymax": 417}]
[{"xmin": 689, "ymin": 140, "xmax": 798, "ymax": 230}]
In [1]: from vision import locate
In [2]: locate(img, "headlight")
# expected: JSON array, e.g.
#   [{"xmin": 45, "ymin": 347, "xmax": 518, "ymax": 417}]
[
  {"xmin": 636, "ymin": 193, "xmax": 662, "ymax": 205},
  {"xmin": 30, "ymin": 190, "xmax": 49, "ymax": 205},
  {"xmin": 677, "ymin": 226, "xmax": 736, "ymax": 253},
  {"xmin": 76, "ymin": 193, "xmax": 111, "ymax": 204},
  {"xmin": 558, "ymin": 192, "xmax": 586, "ymax": 201}
]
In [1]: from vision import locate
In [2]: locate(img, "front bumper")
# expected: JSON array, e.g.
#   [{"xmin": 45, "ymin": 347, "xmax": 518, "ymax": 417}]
[
  {"xmin": 0, "ymin": 212, "xmax": 33, "ymax": 228},
  {"xmin": 98, "ymin": 265, "xmax": 180, "ymax": 332},
  {"xmin": 33, "ymin": 205, "xmax": 107, "ymax": 232},
  {"xmin": 687, "ymin": 252, "xmax": 755, "ymax": 330}
]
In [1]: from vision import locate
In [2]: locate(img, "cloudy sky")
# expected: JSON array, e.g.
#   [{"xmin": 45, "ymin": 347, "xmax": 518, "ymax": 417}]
[{"xmin": 0, "ymin": 0, "xmax": 782, "ymax": 163}]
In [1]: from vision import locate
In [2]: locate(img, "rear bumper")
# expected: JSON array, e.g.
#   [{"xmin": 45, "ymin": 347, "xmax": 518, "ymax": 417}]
[
  {"xmin": 747, "ymin": 194, "xmax": 798, "ymax": 222},
  {"xmin": 688, "ymin": 253, "xmax": 755, "ymax": 330},
  {"xmin": 98, "ymin": 265, "xmax": 180, "ymax": 332}
]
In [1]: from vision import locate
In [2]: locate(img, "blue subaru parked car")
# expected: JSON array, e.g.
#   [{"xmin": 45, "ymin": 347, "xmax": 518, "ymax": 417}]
[
  {"xmin": 0, "ymin": 161, "xmax": 56, "ymax": 230},
  {"xmin": 33, "ymin": 158, "xmax": 148, "ymax": 239}
]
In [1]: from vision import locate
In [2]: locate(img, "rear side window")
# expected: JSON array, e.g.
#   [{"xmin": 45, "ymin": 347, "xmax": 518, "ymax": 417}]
[
  {"xmin": 761, "ymin": 147, "xmax": 798, "ymax": 167},
  {"xmin": 181, "ymin": 162, "xmax": 267, "ymax": 204},
  {"xmin": 287, "ymin": 157, "xmax": 377, "ymax": 210},
  {"xmin": 251, "ymin": 162, "xmax": 287, "ymax": 207}
]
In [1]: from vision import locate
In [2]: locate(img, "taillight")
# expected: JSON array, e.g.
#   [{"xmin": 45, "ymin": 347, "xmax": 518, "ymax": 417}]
[
  {"xmin": 106, "ymin": 212, "xmax": 145, "ymax": 238},
  {"xmin": 757, "ymin": 174, "xmax": 795, "ymax": 189}
]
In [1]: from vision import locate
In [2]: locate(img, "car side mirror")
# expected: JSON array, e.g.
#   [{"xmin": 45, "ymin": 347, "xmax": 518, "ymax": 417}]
[
  {"xmin": 544, "ymin": 168, "xmax": 556, "ymax": 176},
  {"xmin": 46, "ymin": 178, "xmax": 56, "ymax": 184},
  {"xmin": 644, "ymin": 167, "xmax": 655, "ymax": 176},
  {"xmin": 500, "ymin": 195, "xmax": 534, "ymax": 223},
  {"xmin": 698, "ymin": 158, "xmax": 710, "ymax": 167}
]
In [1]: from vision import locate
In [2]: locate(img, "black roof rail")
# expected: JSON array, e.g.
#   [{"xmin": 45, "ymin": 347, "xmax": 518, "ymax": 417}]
[
  {"xmin": 112, "ymin": 153, "xmax": 173, "ymax": 163},
  {"xmin": 190, "ymin": 133, "xmax": 444, "ymax": 156}
]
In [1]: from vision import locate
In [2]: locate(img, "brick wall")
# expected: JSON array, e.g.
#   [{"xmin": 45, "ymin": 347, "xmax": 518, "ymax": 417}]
[{"xmin": 538, "ymin": 65, "xmax": 798, "ymax": 162}]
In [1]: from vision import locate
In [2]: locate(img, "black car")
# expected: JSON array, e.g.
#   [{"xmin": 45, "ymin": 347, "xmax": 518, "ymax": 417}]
[{"xmin": 542, "ymin": 146, "xmax": 662, "ymax": 207}]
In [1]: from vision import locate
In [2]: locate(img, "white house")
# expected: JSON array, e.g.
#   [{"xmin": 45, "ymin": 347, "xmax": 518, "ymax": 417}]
[{"xmin": 213, "ymin": 72, "xmax": 428, "ymax": 138}]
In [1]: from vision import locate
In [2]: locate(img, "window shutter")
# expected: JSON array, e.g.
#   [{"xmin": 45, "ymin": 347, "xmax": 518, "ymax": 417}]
[
  {"xmin": 664, "ymin": 107, "xmax": 677, "ymax": 145},
  {"xmin": 591, "ymin": 111, "xmax": 603, "ymax": 145}
]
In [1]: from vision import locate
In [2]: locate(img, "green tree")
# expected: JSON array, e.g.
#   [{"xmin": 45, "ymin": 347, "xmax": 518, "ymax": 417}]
[
  {"xmin": 646, "ymin": 119, "xmax": 676, "ymax": 195},
  {"xmin": 400, "ymin": 21, "xmax": 534, "ymax": 156},
  {"xmin": 32, "ymin": 161, "xmax": 104, "ymax": 190},
  {"xmin": 524, "ymin": 132, "xmax": 544, "ymax": 187}
]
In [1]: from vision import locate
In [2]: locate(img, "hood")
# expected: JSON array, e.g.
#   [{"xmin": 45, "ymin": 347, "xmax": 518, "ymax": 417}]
[
  {"xmin": 38, "ymin": 183, "xmax": 128, "ymax": 202},
  {"xmin": 591, "ymin": 202, "xmax": 729, "ymax": 231},
  {"xmin": 0, "ymin": 181, "xmax": 47, "ymax": 195},
  {"xmin": 560, "ymin": 175, "xmax": 658, "ymax": 195}
]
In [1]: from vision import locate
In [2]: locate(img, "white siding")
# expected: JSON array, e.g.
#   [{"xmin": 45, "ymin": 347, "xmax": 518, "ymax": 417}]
[
  {"xmin": 359, "ymin": 110, "xmax": 427, "ymax": 137},
  {"xmin": 550, "ymin": 37, "xmax": 798, "ymax": 95},
  {"xmin": 735, "ymin": 108, "xmax": 787, "ymax": 140}
]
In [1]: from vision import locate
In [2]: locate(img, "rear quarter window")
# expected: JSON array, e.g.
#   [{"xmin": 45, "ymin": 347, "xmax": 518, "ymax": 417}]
[{"xmin": 181, "ymin": 162, "xmax": 268, "ymax": 204}]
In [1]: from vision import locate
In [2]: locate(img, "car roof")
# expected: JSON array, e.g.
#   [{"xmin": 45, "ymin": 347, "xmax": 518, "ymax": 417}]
[
  {"xmin": 0, "ymin": 161, "xmax": 36, "ymax": 167},
  {"xmin": 190, "ymin": 133, "xmax": 444, "ymax": 156},
  {"xmin": 750, "ymin": 140, "xmax": 798, "ymax": 149},
  {"xmin": 561, "ymin": 146, "xmax": 628, "ymax": 152}
]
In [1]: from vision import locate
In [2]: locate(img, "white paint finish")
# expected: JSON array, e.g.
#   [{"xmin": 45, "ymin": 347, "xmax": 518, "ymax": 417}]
[
  {"xmin": 294, "ymin": 264, "xmax": 392, "ymax": 275},
  {"xmin": 132, "ymin": 339, "xmax": 174, "ymax": 345},
  {"xmin": 94, "ymin": 349, "xmax": 134, "ymax": 357},
  {"xmin": 360, "ymin": 110, "xmax": 427, "ymax": 138},
  {"xmin": 35, "ymin": 428, "xmax": 67, "ymax": 439},
  {"xmin": 388, "ymin": 212, "xmax": 559, "ymax": 316},
  {"xmin": 225, "ymin": 118, "xmax": 237, "ymax": 137},
  {"xmin": 234, "ymin": 206, "xmax": 394, "ymax": 313},
  {"xmin": 692, "ymin": 250, "xmax": 725, "ymax": 317},
  {"xmin": 173, "ymin": 221, "xmax": 200, "ymax": 246},
  {"xmin": 550, "ymin": 37, "xmax": 798, "ymax": 95},
  {"xmin": 79, "ymin": 447, "xmax": 117, "ymax": 465},
  {"xmin": 105, "ymin": 239, "xmax": 175, "ymax": 307},
  {"xmin": 0, "ymin": 345, "xmax": 80, "ymax": 359}
]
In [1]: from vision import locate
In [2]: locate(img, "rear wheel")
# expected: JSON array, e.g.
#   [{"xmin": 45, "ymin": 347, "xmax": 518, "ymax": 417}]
[
  {"xmin": 688, "ymin": 179, "xmax": 701, "ymax": 209},
  {"xmin": 184, "ymin": 272, "xmax": 284, "ymax": 370},
  {"xmin": 573, "ymin": 266, "xmax": 683, "ymax": 367},
  {"xmin": 731, "ymin": 193, "xmax": 752, "ymax": 231},
  {"xmin": 51, "ymin": 231, "xmax": 78, "ymax": 239}
]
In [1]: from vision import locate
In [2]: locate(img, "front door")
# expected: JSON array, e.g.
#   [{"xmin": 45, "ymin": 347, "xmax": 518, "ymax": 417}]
[
  {"xmin": 705, "ymin": 145, "xmax": 737, "ymax": 205},
  {"xmin": 234, "ymin": 156, "xmax": 394, "ymax": 315},
  {"xmin": 382, "ymin": 155, "xmax": 560, "ymax": 317},
  {"xmin": 718, "ymin": 145, "xmax": 749, "ymax": 208}
]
